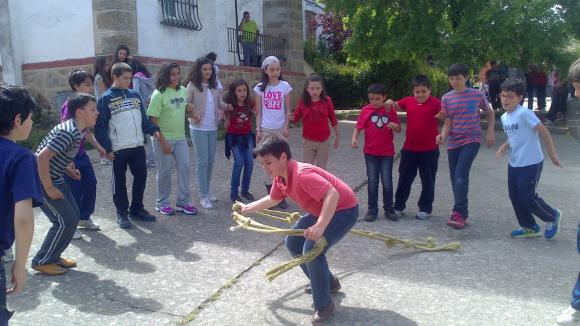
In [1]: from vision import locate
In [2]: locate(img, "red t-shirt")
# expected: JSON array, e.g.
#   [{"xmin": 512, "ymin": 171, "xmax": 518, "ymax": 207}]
[
  {"xmin": 397, "ymin": 96, "xmax": 441, "ymax": 152},
  {"xmin": 270, "ymin": 160, "xmax": 358, "ymax": 217},
  {"xmin": 226, "ymin": 105, "xmax": 254, "ymax": 135},
  {"xmin": 355, "ymin": 104, "xmax": 400, "ymax": 156},
  {"xmin": 293, "ymin": 97, "xmax": 338, "ymax": 142}
]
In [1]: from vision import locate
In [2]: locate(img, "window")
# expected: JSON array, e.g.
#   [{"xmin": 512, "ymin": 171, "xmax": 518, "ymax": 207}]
[{"xmin": 160, "ymin": 0, "xmax": 202, "ymax": 31}]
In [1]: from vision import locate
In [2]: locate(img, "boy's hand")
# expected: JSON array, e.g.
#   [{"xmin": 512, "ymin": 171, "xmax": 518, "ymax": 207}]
[
  {"xmin": 67, "ymin": 168, "xmax": 81, "ymax": 180},
  {"xmin": 97, "ymin": 145, "xmax": 107, "ymax": 157},
  {"xmin": 304, "ymin": 223, "xmax": 325, "ymax": 241},
  {"xmin": 386, "ymin": 122, "xmax": 397, "ymax": 130},
  {"xmin": 435, "ymin": 134, "xmax": 445, "ymax": 145},
  {"xmin": 46, "ymin": 186, "xmax": 64, "ymax": 200},
  {"xmin": 351, "ymin": 138, "xmax": 358, "ymax": 148},
  {"xmin": 550, "ymin": 154, "xmax": 564, "ymax": 168},
  {"xmin": 496, "ymin": 144, "xmax": 507, "ymax": 158},
  {"xmin": 385, "ymin": 99, "xmax": 395, "ymax": 110},
  {"xmin": 485, "ymin": 130, "xmax": 495, "ymax": 148},
  {"xmin": 333, "ymin": 136, "xmax": 339, "ymax": 149},
  {"xmin": 106, "ymin": 152, "xmax": 115, "ymax": 161},
  {"xmin": 7, "ymin": 264, "xmax": 27, "ymax": 295}
]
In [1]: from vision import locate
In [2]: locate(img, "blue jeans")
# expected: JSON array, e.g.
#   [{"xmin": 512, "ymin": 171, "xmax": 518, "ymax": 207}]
[
  {"xmin": 190, "ymin": 128, "xmax": 217, "ymax": 198},
  {"xmin": 228, "ymin": 134, "xmax": 254, "ymax": 197},
  {"xmin": 364, "ymin": 154, "xmax": 393, "ymax": 214},
  {"xmin": 242, "ymin": 42, "xmax": 258, "ymax": 67},
  {"xmin": 0, "ymin": 258, "xmax": 10, "ymax": 325},
  {"xmin": 447, "ymin": 142, "xmax": 480, "ymax": 217},
  {"xmin": 285, "ymin": 205, "xmax": 358, "ymax": 310},
  {"xmin": 64, "ymin": 152, "xmax": 97, "ymax": 220},
  {"xmin": 572, "ymin": 221, "xmax": 580, "ymax": 310}
]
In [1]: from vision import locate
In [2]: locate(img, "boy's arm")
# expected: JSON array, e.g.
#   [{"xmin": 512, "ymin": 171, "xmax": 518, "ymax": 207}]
[
  {"xmin": 37, "ymin": 148, "xmax": 64, "ymax": 200},
  {"xmin": 304, "ymin": 187, "xmax": 339, "ymax": 241},
  {"xmin": 8, "ymin": 199, "xmax": 34, "ymax": 295},
  {"xmin": 484, "ymin": 109, "xmax": 496, "ymax": 147},
  {"xmin": 240, "ymin": 195, "xmax": 282, "ymax": 214},
  {"xmin": 95, "ymin": 98, "xmax": 113, "ymax": 156},
  {"xmin": 496, "ymin": 141, "xmax": 509, "ymax": 159},
  {"xmin": 140, "ymin": 100, "xmax": 161, "ymax": 136},
  {"xmin": 84, "ymin": 130, "xmax": 106, "ymax": 156},
  {"xmin": 536, "ymin": 123, "xmax": 563, "ymax": 167},
  {"xmin": 436, "ymin": 118, "xmax": 451, "ymax": 144},
  {"xmin": 351, "ymin": 127, "xmax": 361, "ymax": 148}
]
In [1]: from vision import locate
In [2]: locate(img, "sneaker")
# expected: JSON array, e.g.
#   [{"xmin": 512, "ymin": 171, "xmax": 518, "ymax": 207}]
[
  {"xmin": 32, "ymin": 263, "xmax": 67, "ymax": 275},
  {"xmin": 416, "ymin": 212, "xmax": 431, "ymax": 220},
  {"xmin": 385, "ymin": 210, "xmax": 399, "ymax": 221},
  {"xmin": 510, "ymin": 224, "xmax": 542, "ymax": 238},
  {"xmin": 117, "ymin": 213, "xmax": 133, "ymax": 229},
  {"xmin": 545, "ymin": 209, "xmax": 562, "ymax": 240},
  {"xmin": 57, "ymin": 257, "xmax": 77, "ymax": 268},
  {"xmin": 4, "ymin": 249, "xmax": 14, "ymax": 263},
  {"xmin": 363, "ymin": 212, "xmax": 377, "ymax": 222},
  {"xmin": 208, "ymin": 195, "xmax": 218, "ymax": 202},
  {"xmin": 305, "ymin": 276, "xmax": 341, "ymax": 294},
  {"xmin": 72, "ymin": 229, "xmax": 83, "ymax": 240},
  {"xmin": 557, "ymin": 307, "xmax": 580, "ymax": 325},
  {"xmin": 447, "ymin": 211, "xmax": 466, "ymax": 229},
  {"xmin": 240, "ymin": 191, "xmax": 255, "ymax": 201},
  {"xmin": 176, "ymin": 203, "xmax": 198, "ymax": 215},
  {"xmin": 230, "ymin": 195, "xmax": 243, "ymax": 203},
  {"xmin": 200, "ymin": 197, "xmax": 214, "ymax": 209},
  {"xmin": 311, "ymin": 301, "xmax": 335, "ymax": 325},
  {"xmin": 155, "ymin": 205, "xmax": 175, "ymax": 216},
  {"xmin": 100, "ymin": 158, "xmax": 111, "ymax": 165},
  {"xmin": 78, "ymin": 218, "xmax": 100, "ymax": 230},
  {"xmin": 130, "ymin": 209, "xmax": 157, "ymax": 222},
  {"xmin": 393, "ymin": 210, "xmax": 403, "ymax": 219}
]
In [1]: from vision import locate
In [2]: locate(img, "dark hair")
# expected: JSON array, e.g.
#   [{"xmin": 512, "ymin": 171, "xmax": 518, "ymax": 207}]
[
  {"xmin": 114, "ymin": 44, "xmax": 131, "ymax": 63},
  {"xmin": 490, "ymin": 60, "xmax": 497, "ymax": 66},
  {"xmin": 254, "ymin": 134, "xmax": 292, "ymax": 160},
  {"xmin": 224, "ymin": 79, "xmax": 252, "ymax": 110},
  {"xmin": 0, "ymin": 85, "xmax": 37, "ymax": 136},
  {"xmin": 258, "ymin": 61, "xmax": 285, "ymax": 92},
  {"xmin": 156, "ymin": 63, "xmax": 182, "ymax": 93},
  {"xmin": 302, "ymin": 74, "xmax": 327, "ymax": 106},
  {"xmin": 66, "ymin": 93, "xmax": 96, "ymax": 120},
  {"xmin": 206, "ymin": 52, "xmax": 217, "ymax": 62},
  {"xmin": 500, "ymin": 79, "xmax": 525, "ymax": 96},
  {"xmin": 111, "ymin": 62, "xmax": 133, "ymax": 77},
  {"xmin": 367, "ymin": 83, "xmax": 387, "ymax": 95},
  {"xmin": 243, "ymin": 11, "xmax": 250, "ymax": 16},
  {"xmin": 412, "ymin": 75, "xmax": 431, "ymax": 89},
  {"xmin": 130, "ymin": 59, "xmax": 152, "ymax": 78},
  {"xmin": 68, "ymin": 70, "xmax": 94, "ymax": 91},
  {"xmin": 187, "ymin": 57, "xmax": 217, "ymax": 92},
  {"xmin": 94, "ymin": 56, "xmax": 112, "ymax": 87},
  {"xmin": 448, "ymin": 63, "xmax": 469, "ymax": 77}
]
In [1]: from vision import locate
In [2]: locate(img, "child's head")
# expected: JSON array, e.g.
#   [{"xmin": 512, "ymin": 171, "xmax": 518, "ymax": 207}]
[
  {"xmin": 156, "ymin": 62, "xmax": 181, "ymax": 92},
  {"xmin": 0, "ymin": 85, "xmax": 37, "ymax": 141},
  {"xmin": 499, "ymin": 79, "xmax": 525, "ymax": 112},
  {"xmin": 259, "ymin": 56, "xmax": 284, "ymax": 92},
  {"xmin": 188, "ymin": 57, "xmax": 217, "ymax": 91},
  {"xmin": 225, "ymin": 79, "xmax": 251, "ymax": 108},
  {"xmin": 114, "ymin": 44, "xmax": 131, "ymax": 63},
  {"xmin": 569, "ymin": 57, "xmax": 580, "ymax": 93},
  {"xmin": 68, "ymin": 70, "xmax": 94, "ymax": 94},
  {"xmin": 411, "ymin": 75, "xmax": 431, "ymax": 104},
  {"xmin": 447, "ymin": 63, "xmax": 469, "ymax": 90},
  {"xmin": 255, "ymin": 134, "xmax": 292, "ymax": 178},
  {"xmin": 130, "ymin": 60, "xmax": 152, "ymax": 78},
  {"xmin": 302, "ymin": 73, "xmax": 327, "ymax": 105},
  {"xmin": 111, "ymin": 62, "xmax": 133, "ymax": 89},
  {"xmin": 367, "ymin": 83, "xmax": 387, "ymax": 109},
  {"xmin": 490, "ymin": 60, "xmax": 497, "ymax": 68},
  {"xmin": 66, "ymin": 93, "xmax": 98, "ymax": 128}
]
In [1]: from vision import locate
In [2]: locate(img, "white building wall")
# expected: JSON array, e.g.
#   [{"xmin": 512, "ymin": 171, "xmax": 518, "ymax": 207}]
[
  {"xmin": 137, "ymin": 0, "xmax": 263, "ymax": 65},
  {"xmin": 10, "ymin": 0, "xmax": 94, "ymax": 64},
  {"xmin": 303, "ymin": 0, "xmax": 324, "ymax": 42}
]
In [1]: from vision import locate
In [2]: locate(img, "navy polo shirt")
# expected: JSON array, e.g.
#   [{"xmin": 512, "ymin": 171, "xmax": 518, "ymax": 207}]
[{"xmin": 0, "ymin": 137, "xmax": 43, "ymax": 253}]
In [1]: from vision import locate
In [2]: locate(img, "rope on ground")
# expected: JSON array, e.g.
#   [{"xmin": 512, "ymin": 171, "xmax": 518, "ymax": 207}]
[{"xmin": 230, "ymin": 203, "xmax": 461, "ymax": 280}]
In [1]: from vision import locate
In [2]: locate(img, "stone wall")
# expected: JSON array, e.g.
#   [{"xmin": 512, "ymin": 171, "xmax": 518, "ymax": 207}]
[
  {"xmin": 263, "ymin": 0, "xmax": 305, "ymax": 73},
  {"xmin": 93, "ymin": 0, "xmax": 138, "ymax": 55}
]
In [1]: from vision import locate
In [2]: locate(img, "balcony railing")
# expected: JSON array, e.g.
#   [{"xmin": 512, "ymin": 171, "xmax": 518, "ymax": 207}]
[
  {"xmin": 160, "ymin": 0, "xmax": 202, "ymax": 31},
  {"xmin": 227, "ymin": 28, "xmax": 286, "ymax": 67}
]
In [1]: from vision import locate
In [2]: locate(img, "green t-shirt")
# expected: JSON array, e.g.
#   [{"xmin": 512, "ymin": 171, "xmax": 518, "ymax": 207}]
[
  {"xmin": 147, "ymin": 87, "xmax": 187, "ymax": 140},
  {"xmin": 241, "ymin": 20, "xmax": 259, "ymax": 42}
]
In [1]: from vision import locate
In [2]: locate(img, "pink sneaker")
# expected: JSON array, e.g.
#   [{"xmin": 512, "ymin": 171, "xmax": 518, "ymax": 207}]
[
  {"xmin": 447, "ymin": 211, "xmax": 466, "ymax": 229},
  {"xmin": 155, "ymin": 205, "xmax": 174, "ymax": 216},
  {"xmin": 176, "ymin": 203, "xmax": 198, "ymax": 215}
]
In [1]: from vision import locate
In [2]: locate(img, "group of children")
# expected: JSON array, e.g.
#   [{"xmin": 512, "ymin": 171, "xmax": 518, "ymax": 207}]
[{"xmin": 1, "ymin": 53, "xmax": 579, "ymax": 325}]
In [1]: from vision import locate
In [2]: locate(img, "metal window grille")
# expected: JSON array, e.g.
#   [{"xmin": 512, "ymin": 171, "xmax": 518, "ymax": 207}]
[{"xmin": 160, "ymin": 0, "xmax": 202, "ymax": 31}]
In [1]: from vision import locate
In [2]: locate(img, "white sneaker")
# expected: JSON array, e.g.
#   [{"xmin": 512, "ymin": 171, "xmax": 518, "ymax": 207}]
[
  {"xmin": 393, "ymin": 210, "xmax": 403, "ymax": 219},
  {"xmin": 416, "ymin": 212, "xmax": 431, "ymax": 220},
  {"xmin": 200, "ymin": 197, "xmax": 214, "ymax": 209},
  {"xmin": 100, "ymin": 158, "xmax": 111, "ymax": 165},
  {"xmin": 208, "ymin": 195, "xmax": 218, "ymax": 202},
  {"xmin": 72, "ymin": 229, "xmax": 83, "ymax": 240},
  {"xmin": 557, "ymin": 307, "xmax": 580, "ymax": 325},
  {"xmin": 78, "ymin": 218, "xmax": 100, "ymax": 230},
  {"xmin": 4, "ymin": 249, "xmax": 14, "ymax": 263}
]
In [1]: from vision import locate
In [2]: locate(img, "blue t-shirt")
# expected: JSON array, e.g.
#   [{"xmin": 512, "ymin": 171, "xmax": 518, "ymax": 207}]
[
  {"xmin": 0, "ymin": 137, "xmax": 43, "ymax": 253},
  {"xmin": 501, "ymin": 105, "xmax": 544, "ymax": 167}
]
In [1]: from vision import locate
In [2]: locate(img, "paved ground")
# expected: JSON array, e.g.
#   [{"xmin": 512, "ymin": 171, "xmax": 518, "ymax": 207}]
[{"xmin": 5, "ymin": 120, "xmax": 580, "ymax": 326}]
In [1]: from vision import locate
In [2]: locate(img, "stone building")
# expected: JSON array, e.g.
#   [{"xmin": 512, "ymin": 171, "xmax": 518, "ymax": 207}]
[{"xmin": 0, "ymin": 0, "xmax": 311, "ymax": 116}]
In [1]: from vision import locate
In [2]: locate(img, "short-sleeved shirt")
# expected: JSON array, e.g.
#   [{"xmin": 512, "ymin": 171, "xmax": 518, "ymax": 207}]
[
  {"xmin": 35, "ymin": 119, "xmax": 83, "ymax": 183},
  {"xmin": 355, "ymin": 104, "xmax": 400, "ymax": 156},
  {"xmin": 270, "ymin": 160, "xmax": 358, "ymax": 217},
  {"xmin": 60, "ymin": 100, "xmax": 87, "ymax": 155},
  {"xmin": 227, "ymin": 104, "xmax": 254, "ymax": 135},
  {"xmin": 241, "ymin": 20, "xmax": 259, "ymax": 42},
  {"xmin": 147, "ymin": 87, "xmax": 187, "ymax": 140},
  {"xmin": 397, "ymin": 96, "xmax": 441, "ymax": 151},
  {"xmin": 0, "ymin": 137, "xmax": 43, "ymax": 252},
  {"xmin": 501, "ymin": 105, "xmax": 543, "ymax": 167},
  {"xmin": 293, "ymin": 97, "xmax": 338, "ymax": 142},
  {"xmin": 441, "ymin": 88, "xmax": 491, "ymax": 149},
  {"xmin": 254, "ymin": 81, "xmax": 292, "ymax": 130}
]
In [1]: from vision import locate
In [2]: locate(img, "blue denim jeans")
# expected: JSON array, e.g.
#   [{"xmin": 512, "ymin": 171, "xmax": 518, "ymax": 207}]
[
  {"xmin": 364, "ymin": 154, "xmax": 393, "ymax": 214},
  {"xmin": 447, "ymin": 142, "xmax": 480, "ymax": 217},
  {"xmin": 228, "ymin": 134, "xmax": 254, "ymax": 197},
  {"xmin": 285, "ymin": 205, "xmax": 359, "ymax": 310},
  {"xmin": 0, "ymin": 258, "xmax": 10, "ymax": 326},
  {"xmin": 572, "ymin": 221, "xmax": 580, "ymax": 310},
  {"xmin": 190, "ymin": 128, "xmax": 218, "ymax": 198},
  {"xmin": 64, "ymin": 152, "xmax": 97, "ymax": 220}
]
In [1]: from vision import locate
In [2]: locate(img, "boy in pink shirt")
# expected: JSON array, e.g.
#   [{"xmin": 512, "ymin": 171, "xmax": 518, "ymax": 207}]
[{"xmin": 239, "ymin": 134, "xmax": 358, "ymax": 325}]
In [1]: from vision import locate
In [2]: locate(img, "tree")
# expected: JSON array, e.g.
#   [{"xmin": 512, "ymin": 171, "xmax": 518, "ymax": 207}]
[{"xmin": 323, "ymin": 0, "xmax": 579, "ymax": 69}]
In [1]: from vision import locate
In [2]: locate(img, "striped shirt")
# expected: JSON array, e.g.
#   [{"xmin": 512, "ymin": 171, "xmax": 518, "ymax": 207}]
[
  {"xmin": 441, "ymin": 88, "xmax": 491, "ymax": 149},
  {"xmin": 35, "ymin": 119, "xmax": 83, "ymax": 183}
]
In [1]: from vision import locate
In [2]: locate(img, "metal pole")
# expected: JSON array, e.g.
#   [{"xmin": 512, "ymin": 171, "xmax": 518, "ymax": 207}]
[{"xmin": 235, "ymin": 0, "xmax": 238, "ymax": 28}]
